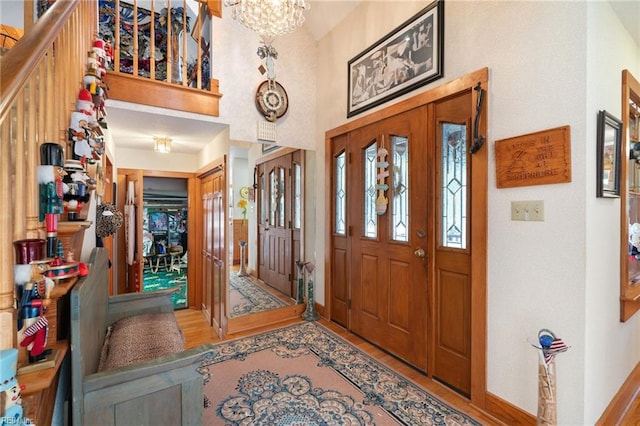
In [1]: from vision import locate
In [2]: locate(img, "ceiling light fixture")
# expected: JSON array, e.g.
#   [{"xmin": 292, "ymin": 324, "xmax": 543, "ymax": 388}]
[
  {"xmin": 154, "ymin": 136, "xmax": 172, "ymax": 153},
  {"xmin": 224, "ymin": 0, "xmax": 309, "ymax": 41}
]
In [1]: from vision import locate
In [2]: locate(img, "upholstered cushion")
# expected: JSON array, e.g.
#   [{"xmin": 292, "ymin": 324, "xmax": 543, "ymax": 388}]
[{"xmin": 98, "ymin": 313, "xmax": 185, "ymax": 372}]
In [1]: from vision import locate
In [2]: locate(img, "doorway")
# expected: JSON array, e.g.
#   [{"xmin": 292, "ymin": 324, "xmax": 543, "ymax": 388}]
[
  {"xmin": 141, "ymin": 176, "xmax": 188, "ymax": 309},
  {"xmin": 327, "ymin": 70, "xmax": 488, "ymax": 400}
]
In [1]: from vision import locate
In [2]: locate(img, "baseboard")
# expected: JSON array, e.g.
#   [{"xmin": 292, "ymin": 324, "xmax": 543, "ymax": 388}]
[
  {"xmin": 596, "ymin": 361, "xmax": 640, "ymax": 425},
  {"xmin": 485, "ymin": 392, "xmax": 536, "ymax": 425}
]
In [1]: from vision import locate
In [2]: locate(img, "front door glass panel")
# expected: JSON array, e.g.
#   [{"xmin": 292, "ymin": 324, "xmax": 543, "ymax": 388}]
[{"xmin": 441, "ymin": 122, "xmax": 467, "ymax": 249}]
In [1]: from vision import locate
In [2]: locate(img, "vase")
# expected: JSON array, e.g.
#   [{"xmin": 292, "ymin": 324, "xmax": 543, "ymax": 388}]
[
  {"xmin": 537, "ymin": 357, "xmax": 557, "ymax": 426},
  {"xmin": 302, "ymin": 278, "xmax": 320, "ymax": 321},
  {"xmin": 238, "ymin": 243, "xmax": 248, "ymax": 277},
  {"xmin": 295, "ymin": 262, "xmax": 305, "ymax": 304}
]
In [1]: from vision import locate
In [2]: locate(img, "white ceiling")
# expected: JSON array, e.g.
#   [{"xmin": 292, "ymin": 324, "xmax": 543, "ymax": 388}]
[{"xmin": 106, "ymin": 0, "xmax": 640, "ymax": 155}]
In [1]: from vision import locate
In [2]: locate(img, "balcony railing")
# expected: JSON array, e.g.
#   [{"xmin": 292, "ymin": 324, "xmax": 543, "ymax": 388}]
[{"xmin": 99, "ymin": 0, "xmax": 222, "ymax": 115}]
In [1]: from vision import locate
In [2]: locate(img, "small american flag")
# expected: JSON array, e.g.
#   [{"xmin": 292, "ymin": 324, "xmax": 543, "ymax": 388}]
[{"xmin": 543, "ymin": 338, "xmax": 569, "ymax": 364}]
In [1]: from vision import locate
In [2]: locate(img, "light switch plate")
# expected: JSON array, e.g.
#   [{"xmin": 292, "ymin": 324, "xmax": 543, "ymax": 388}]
[{"xmin": 511, "ymin": 200, "xmax": 545, "ymax": 221}]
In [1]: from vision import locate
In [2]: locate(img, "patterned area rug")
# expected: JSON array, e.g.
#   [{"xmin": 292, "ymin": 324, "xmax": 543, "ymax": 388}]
[
  {"xmin": 200, "ymin": 322, "xmax": 481, "ymax": 425},
  {"xmin": 228, "ymin": 274, "xmax": 288, "ymax": 318},
  {"xmin": 143, "ymin": 268, "xmax": 187, "ymax": 309}
]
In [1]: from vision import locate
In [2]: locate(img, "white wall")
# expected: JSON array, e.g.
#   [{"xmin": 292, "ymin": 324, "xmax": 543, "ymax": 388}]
[
  {"xmin": 314, "ymin": 0, "xmax": 639, "ymax": 424},
  {"xmin": 212, "ymin": 8, "xmax": 318, "ymax": 150},
  {"xmin": 584, "ymin": 1, "xmax": 640, "ymax": 422}
]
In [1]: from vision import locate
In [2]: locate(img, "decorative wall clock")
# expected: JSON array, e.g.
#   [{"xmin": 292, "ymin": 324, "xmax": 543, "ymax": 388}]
[{"xmin": 255, "ymin": 80, "xmax": 288, "ymax": 122}]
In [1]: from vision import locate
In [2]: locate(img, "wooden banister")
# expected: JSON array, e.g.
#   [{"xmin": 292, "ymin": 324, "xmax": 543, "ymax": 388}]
[{"xmin": 0, "ymin": 0, "xmax": 78, "ymax": 122}]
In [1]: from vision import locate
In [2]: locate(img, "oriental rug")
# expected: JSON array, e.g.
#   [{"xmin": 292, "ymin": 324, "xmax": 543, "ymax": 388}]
[
  {"xmin": 228, "ymin": 274, "xmax": 288, "ymax": 318},
  {"xmin": 200, "ymin": 322, "xmax": 481, "ymax": 425}
]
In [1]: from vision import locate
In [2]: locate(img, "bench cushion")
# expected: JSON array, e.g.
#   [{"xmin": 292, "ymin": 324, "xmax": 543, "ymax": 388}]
[{"xmin": 98, "ymin": 313, "xmax": 185, "ymax": 372}]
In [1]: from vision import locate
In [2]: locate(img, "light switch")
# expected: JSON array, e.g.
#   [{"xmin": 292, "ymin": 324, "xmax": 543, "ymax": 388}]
[{"xmin": 511, "ymin": 200, "xmax": 544, "ymax": 221}]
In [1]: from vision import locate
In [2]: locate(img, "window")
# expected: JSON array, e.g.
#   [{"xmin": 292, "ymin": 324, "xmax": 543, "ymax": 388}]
[
  {"xmin": 363, "ymin": 142, "xmax": 378, "ymax": 238},
  {"xmin": 440, "ymin": 122, "xmax": 468, "ymax": 249},
  {"xmin": 335, "ymin": 151, "xmax": 346, "ymax": 235}
]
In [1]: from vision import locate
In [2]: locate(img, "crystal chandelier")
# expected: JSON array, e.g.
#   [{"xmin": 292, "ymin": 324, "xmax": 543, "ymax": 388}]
[{"xmin": 225, "ymin": 0, "xmax": 310, "ymax": 40}]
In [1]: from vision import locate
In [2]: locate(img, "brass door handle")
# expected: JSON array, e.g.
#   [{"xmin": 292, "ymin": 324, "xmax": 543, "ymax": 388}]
[{"xmin": 414, "ymin": 247, "xmax": 426, "ymax": 258}]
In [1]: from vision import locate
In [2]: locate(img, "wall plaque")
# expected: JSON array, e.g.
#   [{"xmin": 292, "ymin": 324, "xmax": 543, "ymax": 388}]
[{"xmin": 495, "ymin": 125, "xmax": 571, "ymax": 188}]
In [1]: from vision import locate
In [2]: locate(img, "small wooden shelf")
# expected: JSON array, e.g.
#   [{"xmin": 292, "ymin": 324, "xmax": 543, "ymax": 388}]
[{"xmin": 57, "ymin": 220, "xmax": 91, "ymax": 260}]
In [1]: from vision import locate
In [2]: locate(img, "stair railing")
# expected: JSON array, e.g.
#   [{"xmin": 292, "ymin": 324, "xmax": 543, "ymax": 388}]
[{"xmin": 0, "ymin": 0, "xmax": 96, "ymax": 349}]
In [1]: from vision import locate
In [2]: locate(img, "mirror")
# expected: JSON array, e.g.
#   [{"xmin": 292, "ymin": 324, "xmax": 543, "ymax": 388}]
[
  {"xmin": 227, "ymin": 146, "xmax": 303, "ymax": 318},
  {"xmin": 597, "ymin": 110, "xmax": 622, "ymax": 198}
]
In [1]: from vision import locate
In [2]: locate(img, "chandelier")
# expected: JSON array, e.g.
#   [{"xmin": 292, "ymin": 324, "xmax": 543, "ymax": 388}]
[
  {"xmin": 225, "ymin": 0, "xmax": 310, "ymax": 40},
  {"xmin": 154, "ymin": 136, "xmax": 172, "ymax": 153}
]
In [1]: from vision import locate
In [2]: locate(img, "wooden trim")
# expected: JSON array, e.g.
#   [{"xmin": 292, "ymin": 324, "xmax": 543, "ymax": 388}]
[
  {"xmin": 597, "ymin": 361, "xmax": 640, "ymax": 424},
  {"xmin": 104, "ymin": 71, "xmax": 222, "ymax": 117},
  {"xmin": 485, "ymin": 392, "xmax": 536, "ymax": 425}
]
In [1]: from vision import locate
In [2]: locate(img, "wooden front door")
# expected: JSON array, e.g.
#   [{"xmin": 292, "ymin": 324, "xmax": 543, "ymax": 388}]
[
  {"xmin": 348, "ymin": 106, "xmax": 430, "ymax": 371},
  {"xmin": 330, "ymin": 89, "xmax": 476, "ymax": 395},
  {"xmin": 258, "ymin": 154, "xmax": 293, "ymax": 297}
]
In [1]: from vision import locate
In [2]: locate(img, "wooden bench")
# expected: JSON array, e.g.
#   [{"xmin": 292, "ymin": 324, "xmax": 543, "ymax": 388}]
[{"xmin": 70, "ymin": 247, "xmax": 214, "ymax": 425}]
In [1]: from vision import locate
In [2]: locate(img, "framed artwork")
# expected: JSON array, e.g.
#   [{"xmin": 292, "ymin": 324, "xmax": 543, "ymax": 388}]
[
  {"xmin": 262, "ymin": 143, "xmax": 281, "ymax": 154},
  {"xmin": 149, "ymin": 211, "xmax": 168, "ymax": 232},
  {"xmin": 347, "ymin": 0, "xmax": 444, "ymax": 118},
  {"xmin": 596, "ymin": 110, "xmax": 622, "ymax": 198}
]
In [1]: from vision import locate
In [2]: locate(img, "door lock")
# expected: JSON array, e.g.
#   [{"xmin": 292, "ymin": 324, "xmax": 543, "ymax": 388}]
[{"xmin": 414, "ymin": 247, "xmax": 425, "ymax": 258}]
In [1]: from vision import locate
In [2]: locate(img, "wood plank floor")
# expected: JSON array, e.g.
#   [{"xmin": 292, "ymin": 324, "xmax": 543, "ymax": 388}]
[{"xmin": 176, "ymin": 308, "xmax": 508, "ymax": 425}]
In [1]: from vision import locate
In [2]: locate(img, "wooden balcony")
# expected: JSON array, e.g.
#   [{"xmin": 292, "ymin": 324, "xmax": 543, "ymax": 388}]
[{"xmin": 105, "ymin": 70, "xmax": 221, "ymax": 116}]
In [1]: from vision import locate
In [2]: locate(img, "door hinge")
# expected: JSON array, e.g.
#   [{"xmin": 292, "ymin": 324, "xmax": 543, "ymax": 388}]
[
  {"xmin": 288, "ymin": 273, "xmax": 292, "ymax": 281},
  {"xmin": 347, "ymin": 299, "xmax": 351, "ymax": 309},
  {"xmin": 348, "ymin": 152, "xmax": 352, "ymax": 163},
  {"xmin": 348, "ymin": 226, "xmax": 353, "ymax": 236}
]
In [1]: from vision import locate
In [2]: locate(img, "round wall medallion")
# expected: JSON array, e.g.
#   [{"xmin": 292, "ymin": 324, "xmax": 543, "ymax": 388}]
[
  {"xmin": 240, "ymin": 186, "xmax": 250, "ymax": 199},
  {"xmin": 255, "ymin": 80, "xmax": 289, "ymax": 122}
]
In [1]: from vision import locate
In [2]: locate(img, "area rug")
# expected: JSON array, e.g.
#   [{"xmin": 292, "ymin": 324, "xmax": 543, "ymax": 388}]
[
  {"xmin": 199, "ymin": 322, "xmax": 481, "ymax": 425},
  {"xmin": 143, "ymin": 268, "xmax": 187, "ymax": 309},
  {"xmin": 228, "ymin": 274, "xmax": 288, "ymax": 318}
]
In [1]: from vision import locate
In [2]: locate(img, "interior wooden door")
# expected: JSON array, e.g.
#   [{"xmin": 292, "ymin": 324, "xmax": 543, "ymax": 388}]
[
  {"xmin": 201, "ymin": 176, "xmax": 213, "ymax": 325},
  {"xmin": 211, "ymin": 170, "xmax": 225, "ymax": 333},
  {"xmin": 431, "ymin": 90, "xmax": 473, "ymax": 395},
  {"xmin": 348, "ymin": 107, "xmax": 430, "ymax": 371},
  {"xmin": 258, "ymin": 154, "xmax": 293, "ymax": 297}
]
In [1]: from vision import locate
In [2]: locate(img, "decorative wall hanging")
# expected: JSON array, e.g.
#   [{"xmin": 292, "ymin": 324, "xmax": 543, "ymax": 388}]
[
  {"xmin": 347, "ymin": 0, "xmax": 444, "ymax": 118},
  {"xmin": 596, "ymin": 110, "xmax": 622, "ymax": 198},
  {"xmin": 495, "ymin": 126, "xmax": 572, "ymax": 188},
  {"xmin": 255, "ymin": 42, "xmax": 289, "ymax": 122}
]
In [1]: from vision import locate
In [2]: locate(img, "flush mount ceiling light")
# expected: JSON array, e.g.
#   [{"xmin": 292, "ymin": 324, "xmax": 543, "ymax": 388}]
[
  {"xmin": 224, "ymin": 0, "xmax": 309, "ymax": 41},
  {"xmin": 154, "ymin": 136, "xmax": 172, "ymax": 153}
]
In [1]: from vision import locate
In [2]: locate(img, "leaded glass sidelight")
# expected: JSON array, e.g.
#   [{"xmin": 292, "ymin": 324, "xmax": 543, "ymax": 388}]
[
  {"xmin": 441, "ymin": 123, "xmax": 468, "ymax": 249},
  {"xmin": 391, "ymin": 136, "xmax": 409, "ymax": 242},
  {"xmin": 269, "ymin": 169, "xmax": 277, "ymax": 226},
  {"xmin": 260, "ymin": 172, "xmax": 266, "ymax": 224},
  {"xmin": 364, "ymin": 142, "xmax": 378, "ymax": 238},
  {"xmin": 293, "ymin": 163, "xmax": 301, "ymax": 229},
  {"xmin": 278, "ymin": 167, "xmax": 285, "ymax": 227},
  {"xmin": 335, "ymin": 151, "xmax": 346, "ymax": 235}
]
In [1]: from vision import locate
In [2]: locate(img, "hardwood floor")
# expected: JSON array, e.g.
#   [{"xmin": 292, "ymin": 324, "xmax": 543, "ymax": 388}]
[{"xmin": 176, "ymin": 308, "xmax": 507, "ymax": 425}]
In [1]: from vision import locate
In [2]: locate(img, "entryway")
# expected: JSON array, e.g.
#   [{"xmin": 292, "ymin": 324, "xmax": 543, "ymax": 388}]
[{"xmin": 327, "ymin": 69, "xmax": 488, "ymax": 399}]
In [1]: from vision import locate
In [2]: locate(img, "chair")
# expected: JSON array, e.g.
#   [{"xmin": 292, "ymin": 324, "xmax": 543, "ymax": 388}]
[{"xmin": 169, "ymin": 245, "xmax": 184, "ymax": 273}]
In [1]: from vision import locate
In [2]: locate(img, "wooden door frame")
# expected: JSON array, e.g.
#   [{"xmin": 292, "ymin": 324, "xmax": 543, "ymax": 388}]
[{"xmin": 324, "ymin": 68, "xmax": 488, "ymax": 408}]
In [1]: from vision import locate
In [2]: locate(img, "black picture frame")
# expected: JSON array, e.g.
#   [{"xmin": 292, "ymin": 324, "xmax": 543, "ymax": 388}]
[
  {"xmin": 347, "ymin": 0, "xmax": 444, "ymax": 118},
  {"xmin": 596, "ymin": 110, "xmax": 622, "ymax": 198}
]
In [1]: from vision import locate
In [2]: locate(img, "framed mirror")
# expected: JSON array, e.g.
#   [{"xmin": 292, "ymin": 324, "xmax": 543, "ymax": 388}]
[{"xmin": 597, "ymin": 110, "xmax": 622, "ymax": 198}]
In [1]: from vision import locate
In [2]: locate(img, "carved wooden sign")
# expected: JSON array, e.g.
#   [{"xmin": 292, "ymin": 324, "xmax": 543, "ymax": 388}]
[{"xmin": 495, "ymin": 125, "xmax": 571, "ymax": 188}]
